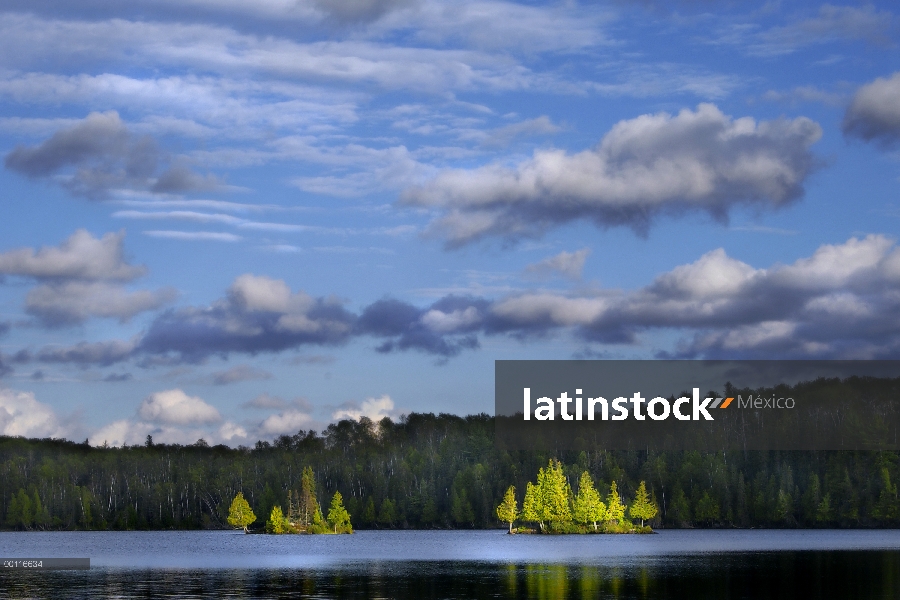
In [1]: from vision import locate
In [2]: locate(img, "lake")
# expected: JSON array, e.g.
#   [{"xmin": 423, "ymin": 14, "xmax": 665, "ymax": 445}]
[{"xmin": 1, "ymin": 530, "xmax": 899, "ymax": 598}]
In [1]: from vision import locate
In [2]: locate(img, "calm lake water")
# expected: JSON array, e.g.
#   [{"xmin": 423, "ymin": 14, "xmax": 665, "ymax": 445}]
[{"xmin": 1, "ymin": 530, "xmax": 899, "ymax": 599}]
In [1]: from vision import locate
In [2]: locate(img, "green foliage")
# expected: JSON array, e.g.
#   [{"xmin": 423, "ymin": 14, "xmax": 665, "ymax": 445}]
[
  {"xmin": 378, "ymin": 498, "xmax": 397, "ymax": 527},
  {"xmin": 573, "ymin": 471, "xmax": 605, "ymax": 531},
  {"xmin": 695, "ymin": 491, "xmax": 720, "ymax": 526},
  {"xmin": 227, "ymin": 493, "xmax": 256, "ymax": 532},
  {"xmin": 1, "ymin": 411, "xmax": 900, "ymax": 532},
  {"xmin": 265, "ymin": 505, "xmax": 288, "ymax": 534},
  {"xmin": 496, "ymin": 486, "xmax": 517, "ymax": 532},
  {"xmin": 327, "ymin": 491, "xmax": 353, "ymax": 534},
  {"xmin": 539, "ymin": 459, "xmax": 572, "ymax": 529},
  {"xmin": 605, "ymin": 481, "xmax": 626, "ymax": 525},
  {"xmin": 628, "ymin": 481, "xmax": 657, "ymax": 527}
]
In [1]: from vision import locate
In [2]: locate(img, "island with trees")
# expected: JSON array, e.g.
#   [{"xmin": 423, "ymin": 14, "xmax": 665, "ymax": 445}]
[
  {"xmin": 496, "ymin": 459, "xmax": 656, "ymax": 533},
  {"xmin": 227, "ymin": 466, "xmax": 352, "ymax": 534}
]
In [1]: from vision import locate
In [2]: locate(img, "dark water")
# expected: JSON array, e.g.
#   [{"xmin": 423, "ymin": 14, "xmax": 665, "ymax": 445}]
[{"xmin": 1, "ymin": 530, "xmax": 899, "ymax": 599}]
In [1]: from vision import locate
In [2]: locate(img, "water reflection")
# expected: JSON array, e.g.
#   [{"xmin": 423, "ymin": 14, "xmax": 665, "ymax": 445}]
[{"xmin": 2, "ymin": 552, "xmax": 900, "ymax": 599}]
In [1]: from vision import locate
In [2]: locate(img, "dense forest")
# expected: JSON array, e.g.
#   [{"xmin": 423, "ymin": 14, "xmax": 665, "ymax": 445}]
[{"xmin": 1, "ymin": 412, "xmax": 899, "ymax": 531}]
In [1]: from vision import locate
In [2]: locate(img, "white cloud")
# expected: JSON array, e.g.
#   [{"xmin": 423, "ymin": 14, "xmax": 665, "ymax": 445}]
[
  {"xmin": 843, "ymin": 71, "xmax": 900, "ymax": 147},
  {"xmin": 138, "ymin": 389, "xmax": 222, "ymax": 425},
  {"xmin": 25, "ymin": 281, "xmax": 176, "ymax": 326},
  {"xmin": 0, "ymin": 388, "xmax": 69, "ymax": 438},
  {"xmin": 404, "ymin": 104, "xmax": 822, "ymax": 246},
  {"xmin": 331, "ymin": 394, "xmax": 398, "ymax": 421},
  {"xmin": 258, "ymin": 409, "xmax": 315, "ymax": 435},
  {"xmin": 0, "ymin": 229, "xmax": 145, "ymax": 281}
]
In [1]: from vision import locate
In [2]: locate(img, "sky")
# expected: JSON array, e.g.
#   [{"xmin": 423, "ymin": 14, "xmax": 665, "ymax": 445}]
[{"xmin": 1, "ymin": 0, "xmax": 899, "ymax": 447}]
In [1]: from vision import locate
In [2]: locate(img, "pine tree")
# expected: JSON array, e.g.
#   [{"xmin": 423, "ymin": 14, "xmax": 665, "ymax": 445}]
[
  {"xmin": 496, "ymin": 485, "xmax": 518, "ymax": 533},
  {"xmin": 227, "ymin": 492, "xmax": 257, "ymax": 533},
  {"xmin": 573, "ymin": 471, "xmax": 606, "ymax": 531},
  {"xmin": 297, "ymin": 466, "xmax": 320, "ymax": 530},
  {"xmin": 605, "ymin": 481, "xmax": 626, "ymax": 525},
  {"xmin": 628, "ymin": 481, "xmax": 657, "ymax": 527},
  {"xmin": 327, "ymin": 491, "xmax": 353, "ymax": 534},
  {"xmin": 538, "ymin": 459, "xmax": 572, "ymax": 530},
  {"xmin": 521, "ymin": 481, "xmax": 541, "ymax": 531},
  {"xmin": 266, "ymin": 505, "xmax": 287, "ymax": 534}
]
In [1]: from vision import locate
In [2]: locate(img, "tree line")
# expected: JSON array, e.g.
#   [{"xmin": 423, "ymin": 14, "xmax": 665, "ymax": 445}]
[{"xmin": 1, "ymin": 412, "xmax": 898, "ymax": 531}]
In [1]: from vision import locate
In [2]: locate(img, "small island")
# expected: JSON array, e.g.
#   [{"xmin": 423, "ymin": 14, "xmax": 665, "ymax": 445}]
[
  {"xmin": 227, "ymin": 466, "xmax": 352, "ymax": 534},
  {"xmin": 496, "ymin": 459, "xmax": 657, "ymax": 534}
]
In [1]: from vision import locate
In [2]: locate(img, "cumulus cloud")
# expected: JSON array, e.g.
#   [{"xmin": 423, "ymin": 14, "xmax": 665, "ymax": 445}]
[
  {"xmin": 0, "ymin": 230, "xmax": 175, "ymax": 326},
  {"xmin": 138, "ymin": 388, "xmax": 222, "ymax": 425},
  {"xmin": 211, "ymin": 364, "xmax": 273, "ymax": 385},
  {"xmin": 25, "ymin": 281, "xmax": 176, "ymax": 327},
  {"xmin": 0, "ymin": 388, "xmax": 69, "ymax": 438},
  {"xmin": 89, "ymin": 417, "xmax": 248, "ymax": 447},
  {"xmin": 524, "ymin": 248, "xmax": 590, "ymax": 280},
  {"xmin": 0, "ymin": 229, "xmax": 145, "ymax": 282},
  {"xmin": 331, "ymin": 394, "xmax": 398, "ymax": 421},
  {"xmin": 404, "ymin": 104, "xmax": 822, "ymax": 246},
  {"xmin": 258, "ymin": 408, "xmax": 316, "ymax": 436},
  {"xmin": 843, "ymin": 72, "xmax": 900, "ymax": 147},
  {"xmin": 138, "ymin": 274, "xmax": 355, "ymax": 360},
  {"xmin": 4, "ymin": 111, "xmax": 219, "ymax": 198},
  {"xmin": 356, "ymin": 296, "xmax": 483, "ymax": 356}
]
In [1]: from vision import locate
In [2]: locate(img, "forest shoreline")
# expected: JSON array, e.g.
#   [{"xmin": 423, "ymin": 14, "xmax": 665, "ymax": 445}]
[{"xmin": 2, "ymin": 410, "xmax": 899, "ymax": 532}]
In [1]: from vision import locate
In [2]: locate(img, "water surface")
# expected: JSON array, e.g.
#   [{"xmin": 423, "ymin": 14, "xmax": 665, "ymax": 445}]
[{"xmin": 1, "ymin": 530, "xmax": 898, "ymax": 599}]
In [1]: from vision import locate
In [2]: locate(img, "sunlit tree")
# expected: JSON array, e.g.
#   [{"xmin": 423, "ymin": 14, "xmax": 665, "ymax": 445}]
[
  {"xmin": 605, "ymin": 481, "xmax": 626, "ymax": 525},
  {"xmin": 628, "ymin": 481, "xmax": 657, "ymax": 527},
  {"xmin": 573, "ymin": 471, "xmax": 606, "ymax": 531},
  {"xmin": 496, "ymin": 485, "xmax": 518, "ymax": 533},
  {"xmin": 327, "ymin": 491, "xmax": 353, "ymax": 534},
  {"xmin": 227, "ymin": 492, "xmax": 256, "ymax": 533}
]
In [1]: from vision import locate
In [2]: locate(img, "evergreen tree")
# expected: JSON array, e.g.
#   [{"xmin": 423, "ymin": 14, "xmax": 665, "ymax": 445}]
[
  {"xmin": 695, "ymin": 491, "xmax": 720, "ymax": 526},
  {"xmin": 227, "ymin": 492, "xmax": 257, "ymax": 533},
  {"xmin": 297, "ymin": 466, "xmax": 320, "ymax": 530},
  {"xmin": 605, "ymin": 481, "xmax": 626, "ymax": 525},
  {"xmin": 377, "ymin": 498, "xmax": 397, "ymax": 527},
  {"xmin": 573, "ymin": 471, "xmax": 606, "ymax": 531},
  {"xmin": 496, "ymin": 485, "xmax": 518, "ymax": 533},
  {"xmin": 266, "ymin": 505, "xmax": 287, "ymax": 534},
  {"xmin": 362, "ymin": 497, "xmax": 377, "ymax": 525},
  {"xmin": 628, "ymin": 481, "xmax": 657, "ymax": 527},
  {"xmin": 327, "ymin": 491, "xmax": 352, "ymax": 534},
  {"xmin": 540, "ymin": 459, "xmax": 572, "ymax": 529},
  {"xmin": 521, "ymin": 481, "xmax": 541, "ymax": 531}
]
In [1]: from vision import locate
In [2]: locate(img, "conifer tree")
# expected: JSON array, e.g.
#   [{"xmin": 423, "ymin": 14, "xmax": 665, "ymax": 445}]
[
  {"xmin": 542, "ymin": 459, "xmax": 572, "ymax": 527},
  {"xmin": 266, "ymin": 505, "xmax": 287, "ymax": 534},
  {"xmin": 521, "ymin": 481, "xmax": 541, "ymax": 531},
  {"xmin": 227, "ymin": 492, "xmax": 256, "ymax": 533},
  {"xmin": 573, "ymin": 471, "xmax": 606, "ymax": 531},
  {"xmin": 605, "ymin": 481, "xmax": 626, "ymax": 525},
  {"xmin": 496, "ymin": 485, "xmax": 518, "ymax": 533},
  {"xmin": 297, "ymin": 466, "xmax": 320, "ymax": 530},
  {"xmin": 628, "ymin": 481, "xmax": 657, "ymax": 527},
  {"xmin": 327, "ymin": 491, "xmax": 353, "ymax": 533}
]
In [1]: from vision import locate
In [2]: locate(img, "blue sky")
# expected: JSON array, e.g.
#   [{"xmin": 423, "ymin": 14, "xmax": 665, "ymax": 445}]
[{"xmin": 1, "ymin": 0, "xmax": 899, "ymax": 446}]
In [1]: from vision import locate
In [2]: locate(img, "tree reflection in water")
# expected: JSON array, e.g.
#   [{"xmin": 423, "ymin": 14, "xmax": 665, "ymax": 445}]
[{"xmin": 2, "ymin": 552, "xmax": 900, "ymax": 599}]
